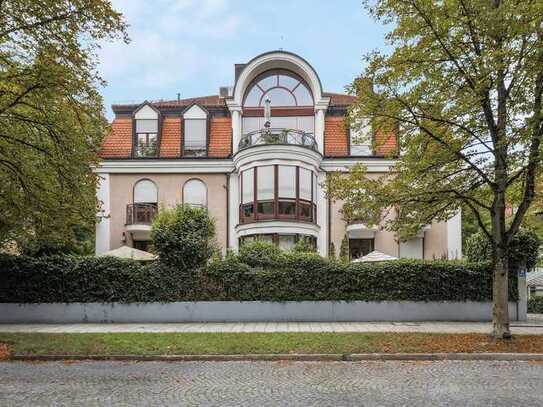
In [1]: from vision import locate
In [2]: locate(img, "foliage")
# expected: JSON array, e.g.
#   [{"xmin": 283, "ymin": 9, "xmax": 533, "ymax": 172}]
[
  {"xmin": 0, "ymin": 1, "xmax": 128, "ymax": 249},
  {"xmin": 0, "ymin": 253, "xmax": 518, "ymax": 303},
  {"xmin": 465, "ymin": 229, "xmax": 540, "ymax": 270},
  {"xmin": 327, "ymin": 0, "xmax": 543, "ymax": 336},
  {"xmin": 339, "ymin": 235, "xmax": 349, "ymax": 263},
  {"xmin": 528, "ymin": 297, "xmax": 543, "ymax": 314},
  {"xmin": 328, "ymin": 242, "xmax": 336, "ymax": 260},
  {"xmin": 151, "ymin": 205, "xmax": 217, "ymax": 271},
  {"xmin": 291, "ymin": 237, "xmax": 317, "ymax": 254},
  {"xmin": 237, "ymin": 240, "xmax": 284, "ymax": 268}
]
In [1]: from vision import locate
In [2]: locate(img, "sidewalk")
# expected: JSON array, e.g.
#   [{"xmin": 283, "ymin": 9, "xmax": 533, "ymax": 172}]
[{"xmin": 1, "ymin": 315, "xmax": 542, "ymax": 335}]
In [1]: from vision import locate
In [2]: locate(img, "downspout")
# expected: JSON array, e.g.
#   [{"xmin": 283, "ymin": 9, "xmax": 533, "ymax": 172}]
[{"xmin": 225, "ymin": 173, "xmax": 230, "ymax": 250}]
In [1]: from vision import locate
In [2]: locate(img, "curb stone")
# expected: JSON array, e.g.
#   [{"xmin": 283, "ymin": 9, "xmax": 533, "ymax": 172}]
[{"xmin": 7, "ymin": 353, "xmax": 543, "ymax": 362}]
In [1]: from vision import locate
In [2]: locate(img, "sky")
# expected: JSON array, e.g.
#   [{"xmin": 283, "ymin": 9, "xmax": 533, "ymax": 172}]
[{"xmin": 98, "ymin": 0, "xmax": 390, "ymax": 119}]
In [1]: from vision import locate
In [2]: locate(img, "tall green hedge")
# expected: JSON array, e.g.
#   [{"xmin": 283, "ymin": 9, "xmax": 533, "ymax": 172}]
[
  {"xmin": 0, "ymin": 252, "xmax": 519, "ymax": 303},
  {"xmin": 528, "ymin": 296, "xmax": 543, "ymax": 314}
]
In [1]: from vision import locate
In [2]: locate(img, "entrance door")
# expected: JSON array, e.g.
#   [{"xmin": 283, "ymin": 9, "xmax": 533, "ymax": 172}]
[{"xmin": 349, "ymin": 238, "xmax": 374, "ymax": 260}]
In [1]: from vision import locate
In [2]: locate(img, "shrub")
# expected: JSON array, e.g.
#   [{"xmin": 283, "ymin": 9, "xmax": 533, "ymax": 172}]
[
  {"xmin": 465, "ymin": 229, "xmax": 540, "ymax": 270},
  {"xmin": 0, "ymin": 254, "xmax": 519, "ymax": 303},
  {"xmin": 291, "ymin": 237, "xmax": 317, "ymax": 254},
  {"xmin": 237, "ymin": 240, "xmax": 284, "ymax": 268},
  {"xmin": 151, "ymin": 204, "xmax": 217, "ymax": 271},
  {"xmin": 528, "ymin": 296, "xmax": 543, "ymax": 314}
]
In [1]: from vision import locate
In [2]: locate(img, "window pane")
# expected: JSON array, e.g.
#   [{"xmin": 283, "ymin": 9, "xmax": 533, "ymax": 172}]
[
  {"xmin": 278, "ymin": 200, "xmax": 296, "ymax": 216},
  {"xmin": 185, "ymin": 119, "xmax": 207, "ymax": 148},
  {"xmin": 244, "ymin": 86, "xmax": 262, "ymax": 107},
  {"xmin": 257, "ymin": 166, "xmax": 274, "ymax": 200},
  {"xmin": 278, "ymin": 166, "xmax": 296, "ymax": 198},
  {"xmin": 183, "ymin": 179, "xmax": 207, "ymax": 207},
  {"xmin": 293, "ymin": 84, "xmax": 313, "ymax": 106},
  {"xmin": 134, "ymin": 180, "xmax": 157, "ymax": 203},
  {"xmin": 278, "ymin": 235, "xmax": 296, "ymax": 251},
  {"xmin": 259, "ymin": 234, "xmax": 274, "ymax": 243},
  {"xmin": 278, "ymin": 74, "xmax": 299, "ymax": 90},
  {"xmin": 257, "ymin": 201, "xmax": 274, "ymax": 215},
  {"xmin": 263, "ymin": 88, "xmax": 296, "ymax": 107},
  {"xmin": 299, "ymin": 168, "xmax": 312, "ymax": 201},
  {"xmin": 136, "ymin": 119, "xmax": 158, "ymax": 133},
  {"xmin": 242, "ymin": 169, "xmax": 254, "ymax": 204},
  {"xmin": 258, "ymin": 74, "xmax": 277, "ymax": 90}
]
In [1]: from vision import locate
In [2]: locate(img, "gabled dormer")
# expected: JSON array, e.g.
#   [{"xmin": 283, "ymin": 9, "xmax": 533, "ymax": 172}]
[
  {"xmin": 182, "ymin": 104, "xmax": 209, "ymax": 157},
  {"xmin": 132, "ymin": 102, "xmax": 161, "ymax": 158}
]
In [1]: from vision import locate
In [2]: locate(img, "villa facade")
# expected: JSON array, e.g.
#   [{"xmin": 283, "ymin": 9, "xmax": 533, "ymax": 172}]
[{"xmin": 95, "ymin": 51, "xmax": 462, "ymax": 260}]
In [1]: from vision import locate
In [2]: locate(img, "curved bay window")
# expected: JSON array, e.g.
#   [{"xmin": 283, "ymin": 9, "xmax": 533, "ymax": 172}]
[
  {"xmin": 240, "ymin": 234, "xmax": 317, "ymax": 251},
  {"xmin": 239, "ymin": 165, "xmax": 317, "ymax": 224}
]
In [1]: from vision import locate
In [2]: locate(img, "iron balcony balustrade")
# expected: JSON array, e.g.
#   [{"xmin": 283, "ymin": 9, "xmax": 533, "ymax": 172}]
[
  {"xmin": 238, "ymin": 128, "xmax": 318, "ymax": 152},
  {"xmin": 126, "ymin": 203, "xmax": 158, "ymax": 225}
]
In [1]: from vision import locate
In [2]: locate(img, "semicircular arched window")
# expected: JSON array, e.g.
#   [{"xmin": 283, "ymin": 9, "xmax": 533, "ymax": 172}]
[
  {"xmin": 133, "ymin": 179, "xmax": 158, "ymax": 203},
  {"xmin": 243, "ymin": 70, "xmax": 313, "ymax": 108},
  {"xmin": 183, "ymin": 179, "xmax": 207, "ymax": 208}
]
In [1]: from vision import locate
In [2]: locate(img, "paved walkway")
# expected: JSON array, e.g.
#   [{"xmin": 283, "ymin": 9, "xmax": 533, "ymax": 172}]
[
  {"xmin": 1, "ymin": 315, "xmax": 542, "ymax": 335},
  {"xmin": 1, "ymin": 360, "xmax": 542, "ymax": 406}
]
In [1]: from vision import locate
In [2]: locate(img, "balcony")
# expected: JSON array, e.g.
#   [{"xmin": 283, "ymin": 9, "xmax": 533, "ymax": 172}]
[
  {"xmin": 126, "ymin": 203, "xmax": 158, "ymax": 225},
  {"xmin": 239, "ymin": 128, "xmax": 317, "ymax": 152}
]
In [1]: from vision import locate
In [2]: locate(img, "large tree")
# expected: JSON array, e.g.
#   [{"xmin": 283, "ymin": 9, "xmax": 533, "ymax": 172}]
[
  {"xmin": 0, "ymin": 1, "xmax": 127, "ymax": 249},
  {"xmin": 328, "ymin": 0, "xmax": 543, "ymax": 338}
]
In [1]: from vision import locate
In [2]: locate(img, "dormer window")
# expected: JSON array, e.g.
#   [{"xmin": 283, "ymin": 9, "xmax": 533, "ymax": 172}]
[
  {"xmin": 183, "ymin": 104, "xmax": 208, "ymax": 157},
  {"xmin": 133, "ymin": 104, "xmax": 159, "ymax": 158},
  {"xmin": 349, "ymin": 116, "xmax": 373, "ymax": 156}
]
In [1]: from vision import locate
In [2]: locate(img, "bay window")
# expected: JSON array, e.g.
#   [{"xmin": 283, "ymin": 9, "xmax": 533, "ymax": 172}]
[{"xmin": 239, "ymin": 165, "xmax": 317, "ymax": 223}]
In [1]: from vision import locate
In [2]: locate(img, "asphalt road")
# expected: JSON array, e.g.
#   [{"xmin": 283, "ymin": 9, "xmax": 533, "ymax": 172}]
[{"xmin": 1, "ymin": 360, "xmax": 542, "ymax": 406}]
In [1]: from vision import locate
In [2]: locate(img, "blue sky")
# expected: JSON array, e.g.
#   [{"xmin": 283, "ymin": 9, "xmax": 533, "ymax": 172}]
[{"xmin": 98, "ymin": 0, "xmax": 389, "ymax": 119}]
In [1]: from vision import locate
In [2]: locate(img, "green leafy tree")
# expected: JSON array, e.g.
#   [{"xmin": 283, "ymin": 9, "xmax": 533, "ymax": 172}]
[
  {"xmin": 151, "ymin": 205, "xmax": 218, "ymax": 271},
  {"xmin": 0, "ymin": 1, "xmax": 128, "ymax": 249},
  {"xmin": 327, "ymin": 0, "xmax": 543, "ymax": 338},
  {"xmin": 339, "ymin": 235, "xmax": 350, "ymax": 263}
]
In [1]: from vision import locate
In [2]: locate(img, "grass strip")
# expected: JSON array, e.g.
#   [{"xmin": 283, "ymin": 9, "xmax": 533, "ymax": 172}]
[{"xmin": 1, "ymin": 332, "xmax": 543, "ymax": 357}]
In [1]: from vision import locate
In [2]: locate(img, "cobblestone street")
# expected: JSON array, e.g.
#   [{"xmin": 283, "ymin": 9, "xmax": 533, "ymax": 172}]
[{"xmin": 1, "ymin": 360, "xmax": 543, "ymax": 406}]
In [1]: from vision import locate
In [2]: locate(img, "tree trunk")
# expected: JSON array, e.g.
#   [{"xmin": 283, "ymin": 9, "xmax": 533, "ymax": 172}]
[{"xmin": 492, "ymin": 250, "xmax": 511, "ymax": 339}]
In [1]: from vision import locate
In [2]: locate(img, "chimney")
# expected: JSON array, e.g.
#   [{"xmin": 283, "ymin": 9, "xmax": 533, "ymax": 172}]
[
  {"xmin": 235, "ymin": 63, "xmax": 247, "ymax": 82},
  {"xmin": 177, "ymin": 93, "xmax": 181, "ymax": 104}
]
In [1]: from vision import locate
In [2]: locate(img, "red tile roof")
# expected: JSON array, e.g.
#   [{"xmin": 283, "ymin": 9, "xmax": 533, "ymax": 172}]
[
  {"xmin": 99, "ymin": 119, "xmax": 132, "ymax": 158},
  {"xmin": 159, "ymin": 117, "xmax": 181, "ymax": 158}
]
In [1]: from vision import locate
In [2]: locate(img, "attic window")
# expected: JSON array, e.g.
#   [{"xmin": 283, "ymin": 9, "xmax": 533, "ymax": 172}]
[
  {"xmin": 350, "ymin": 117, "xmax": 372, "ymax": 156},
  {"xmin": 183, "ymin": 105, "xmax": 208, "ymax": 157},
  {"xmin": 133, "ymin": 104, "xmax": 159, "ymax": 158}
]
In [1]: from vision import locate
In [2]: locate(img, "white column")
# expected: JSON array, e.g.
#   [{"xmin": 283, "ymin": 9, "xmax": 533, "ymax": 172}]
[
  {"xmin": 231, "ymin": 108, "xmax": 242, "ymax": 154},
  {"xmin": 95, "ymin": 173, "xmax": 111, "ymax": 254},
  {"xmin": 316, "ymin": 170, "xmax": 328, "ymax": 257},
  {"xmin": 228, "ymin": 171, "xmax": 240, "ymax": 252},
  {"xmin": 315, "ymin": 108, "xmax": 325, "ymax": 155}
]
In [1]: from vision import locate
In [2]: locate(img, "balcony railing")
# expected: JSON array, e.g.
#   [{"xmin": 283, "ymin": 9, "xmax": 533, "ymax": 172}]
[
  {"xmin": 239, "ymin": 128, "xmax": 318, "ymax": 152},
  {"xmin": 134, "ymin": 144, "xmax": 158, "ymax": 158},
  {"xmin": 126, "ymin": 203, "xmax": 158, "ymax": 225}
]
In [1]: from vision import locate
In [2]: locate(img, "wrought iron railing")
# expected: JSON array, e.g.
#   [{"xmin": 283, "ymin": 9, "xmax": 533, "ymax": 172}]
[
  {"xmin": 239, "ymin": 128, "xmax": 318, "ymax": 152},
  {"xmin": 126, "ymin": 203, "xmax": 158, "ymax": 225},
  {"xmin": 134, "ymin": 144, "xmax": 158, "ymax": 158}
]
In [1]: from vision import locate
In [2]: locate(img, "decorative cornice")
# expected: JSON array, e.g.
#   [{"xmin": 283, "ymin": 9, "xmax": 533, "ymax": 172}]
[{"xmin": 94, "ymin": 159, "xmax": 235, "ymax": 174}]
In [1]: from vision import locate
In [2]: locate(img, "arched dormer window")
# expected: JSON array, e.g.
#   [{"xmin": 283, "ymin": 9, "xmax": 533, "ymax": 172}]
[
  {"xmin": 183, "ymin": 179, "xmax": 207, "ymax": 208},
  {"xmin": 183, "ymin": 104, "xmax": 208, "ymax": 157},
  {"xmin": 243, "ymin": 70, "xmax": 313, "ymax": 108},
  {"xmin": 133, "ymin": 103, "xmax": 160, "ymax": 158}
]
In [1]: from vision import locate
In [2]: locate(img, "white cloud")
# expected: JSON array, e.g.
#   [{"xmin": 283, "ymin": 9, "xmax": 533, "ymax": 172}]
[{"xmin": 98, "ymin": 0, "xmax": 241, "ymax": 90}]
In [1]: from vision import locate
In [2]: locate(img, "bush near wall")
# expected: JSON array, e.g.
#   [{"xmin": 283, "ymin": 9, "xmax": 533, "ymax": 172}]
[
  {"xmin": 528, "ymin": 296, "xmax": 543, "ymax": 314},
  {"xmin": 0, "ymin": 251, "xmax": 520, "ymax": 303}
]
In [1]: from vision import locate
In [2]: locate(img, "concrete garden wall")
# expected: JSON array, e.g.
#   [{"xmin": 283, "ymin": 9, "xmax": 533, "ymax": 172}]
[{"xmin": 0, "ymin": 300, "xmax": 526, "ymax": 323}]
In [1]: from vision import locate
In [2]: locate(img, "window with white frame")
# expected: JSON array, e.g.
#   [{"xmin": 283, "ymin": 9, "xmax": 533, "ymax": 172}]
[
  {"xmin": 350, "ymin": 115, "xmax": 372, "ymax": 156},
  {"xmin": 243, "ymin": 69, "xmax": 313, "ymax": 107},
  {"xmin": 134, "ymin": 104, "xmax": 159, "ymax": 157},
  {"xmin": 183, "ymin": 105, "xmax": 208, "ymax": 157},
  {"xmin": 183, "ymin": 179, "xmax": 207, "ymax": 208}
]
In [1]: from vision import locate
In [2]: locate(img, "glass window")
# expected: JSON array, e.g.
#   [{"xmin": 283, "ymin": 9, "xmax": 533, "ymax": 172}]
[
  {"xmin": 135, "ymin": 118, "xmax": 158, "ymax": 157},
  {"xmin": 278, "ymin": 235, "xmax": 296, "ymax": 251},
  {"xmin": 134, "ymin": 180, "xmax": 157, "ymax": 203},
  {"xmin": 299, "ymin": 168, "xmax": 312, "ymax": 201},
  {"xmin": 350, "ymin": 118, "xmax": 372, "ymax": 156},
  {"xmin": 242, "ymin": 169, "xmax": 254, "ymax": 204},
  {"xmin": 257, "ymin": 166, "xmax": 274, "ymax": 201},
  {"xmin": 184, "ymin": 119, "xmax": 207, "ymax": 156},
  {"xmin": 278, "ymin": 166, "xmax": 296, "ymax": 198},
  {"xmin": 183, "ymin": 179, "xmax": 207, "ymax": 207},
  {"xmin": 243, "ymin": 69, "xmax": 313, "ymax": 107}
]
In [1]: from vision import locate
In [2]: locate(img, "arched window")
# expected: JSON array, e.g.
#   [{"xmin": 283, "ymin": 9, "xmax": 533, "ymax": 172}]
[
  {"xmin": 243, "ymin": 70, "xmax": 313, "ymax": 107},
  {"xmin": 183, "ymin": 179, "xmax": 207, "ymax": 208},
  {"xmin": 133, "ymin": 179, "xmax": 158, "ymax": 203}
]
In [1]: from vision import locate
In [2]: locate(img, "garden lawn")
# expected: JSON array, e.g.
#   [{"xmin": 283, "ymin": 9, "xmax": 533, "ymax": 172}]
[{"xmin": 2, "ymin": 333, "xmax": 543, "ymax": 358}]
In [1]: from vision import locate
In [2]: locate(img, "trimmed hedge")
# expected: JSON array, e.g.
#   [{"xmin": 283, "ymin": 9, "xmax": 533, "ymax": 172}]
[
  {"xmin": 528, "ymin": 296, "xmax": 543, "ymax": 314},
  {"xmin": 0, "ymin": 252, "xmax": 519, "ymax": 303}
]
